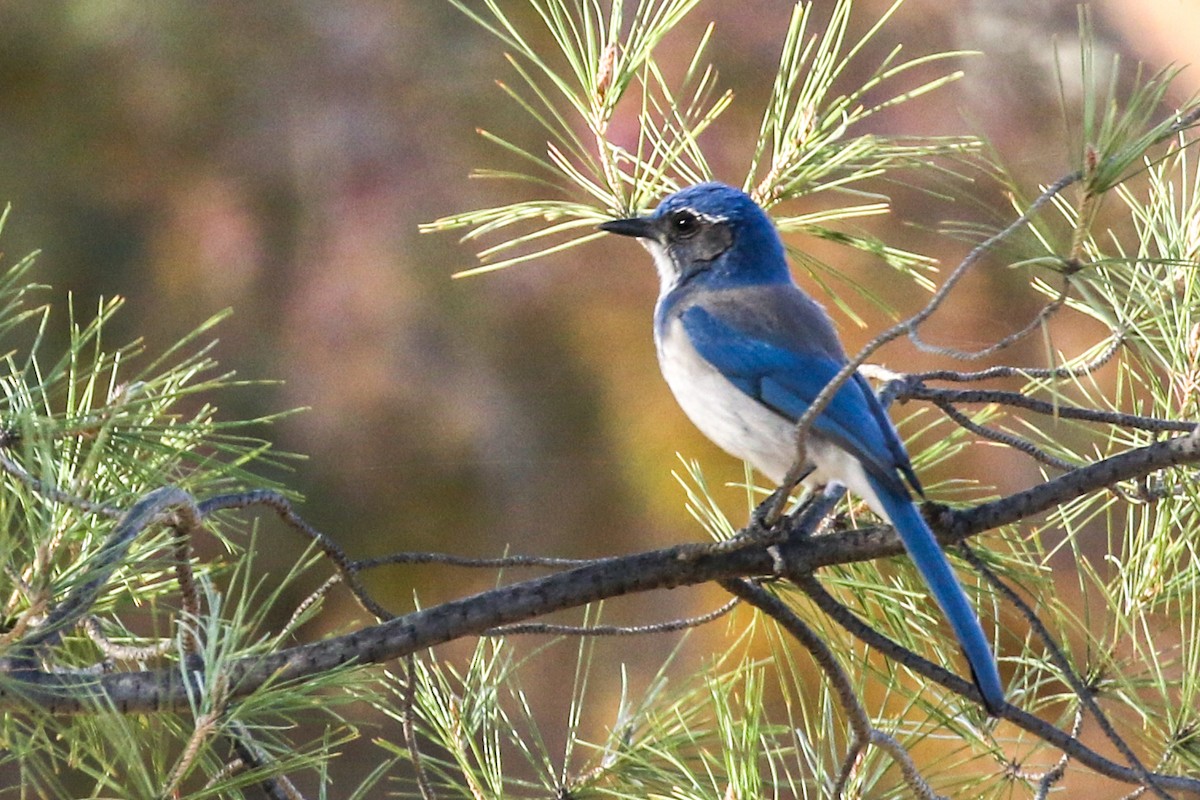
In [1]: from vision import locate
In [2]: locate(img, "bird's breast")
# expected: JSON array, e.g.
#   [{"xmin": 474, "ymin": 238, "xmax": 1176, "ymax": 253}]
[{"xmin": 655, "ymin": 316, "xmax": 798, "ymax": 483}]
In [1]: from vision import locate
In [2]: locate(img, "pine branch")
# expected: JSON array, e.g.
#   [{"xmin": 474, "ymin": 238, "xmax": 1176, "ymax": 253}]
[{"xmin": 4, "ymin": 424, "xmax": 1200, "ymax": 794}]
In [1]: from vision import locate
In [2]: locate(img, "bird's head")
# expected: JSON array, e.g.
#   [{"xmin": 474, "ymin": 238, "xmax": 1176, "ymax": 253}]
[{"xmin": 599, "ymin": 182, "xmax": 789, "ymax": 291}]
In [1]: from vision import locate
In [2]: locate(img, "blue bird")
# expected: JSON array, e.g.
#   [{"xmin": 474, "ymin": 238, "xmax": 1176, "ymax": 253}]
[{"xmin": 600, "ymin": 182, "xmax": 1004, "ymax": 712}]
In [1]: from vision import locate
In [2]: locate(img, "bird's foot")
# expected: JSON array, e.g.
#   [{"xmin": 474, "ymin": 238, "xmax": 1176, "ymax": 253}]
[
  {"xmin": 747, "ymin": 486, "xmax": 793, "ymax": 541},
  {"xmin": 685, "ymin": 491, "xmax": 790, "ymax": 564}
]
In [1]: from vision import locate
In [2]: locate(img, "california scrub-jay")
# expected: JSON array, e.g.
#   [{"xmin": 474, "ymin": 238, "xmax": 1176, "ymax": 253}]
[{"xmin": 600, "ymin": 181, "xmax": 1004, "ymax": 712}]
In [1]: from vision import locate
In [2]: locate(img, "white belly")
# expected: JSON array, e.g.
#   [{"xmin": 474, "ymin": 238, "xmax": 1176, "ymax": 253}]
[
  {"xmin": 655, "ymin": 316, "xmax": 888, "ymax": 517},
  {"xmin": 656, "ymin": 317, "xmax": 799, "ymax": 484}
]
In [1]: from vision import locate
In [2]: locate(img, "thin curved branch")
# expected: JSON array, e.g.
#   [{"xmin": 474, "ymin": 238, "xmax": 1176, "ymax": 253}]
[
  {"xmin": 81, "ymin": 617, "xmax": 170, "ymax": 663},
  {"xmin": 868, "ymin": 730, "xmax": 947, "ymax": 800},
  {"xmin": 722, "ymin": 581, "xmax": 869, "ymax": 738},
  {"xmin": 908, "ymin": 275, "xmax": 1071, "ymax": 360},
  {"xmin": 722, "ymin": 580, "xmax": 874, "ymax": 799},
  {"xmin": 400, "ymin": 653, "xmax": 438, "ymax": 800},
  {"xmin": 282, "ymin": 575, "xmax": 343, "ymax": 639},
  {"xmin": 931, "ymin": 398, "xmax": 1078, "ymax": 471},
  {"xmin": 911, "ymin": 330, "xmax": 1123, "ymax": 383},
  {"xmin": 936, "ymin": 429, "xmax": 1200, "ymax": 539},
  {"xmin": 0, "ymin": 449, "xmax": 121, "ymax": 519},
  {"xmin": 199, "ymin": 490, "xmax": 394, "ymax": 621},
  {"xmin": 15, "ymin": 487, "xmax": 196, "ymax": 655},
  {"xmin": 1035, "ymin": 711, "xmax": 1081, "ymax": 798},
  {"xmin": 901, "ymin": 382, "xmax": 1196, "ymax": 434},
  {"xmin": 171, "ymin": 520, "xmax": 202, "ymax": 656},
  {"xmin": 355, "ymin": 552, "xmax": 598, "ymax": 570}
]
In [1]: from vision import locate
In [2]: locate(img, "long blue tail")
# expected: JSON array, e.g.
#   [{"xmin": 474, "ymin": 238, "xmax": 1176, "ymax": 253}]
[{"xmin": 867, "ymin": 475, "xmax": 1005, "ymax": 713}]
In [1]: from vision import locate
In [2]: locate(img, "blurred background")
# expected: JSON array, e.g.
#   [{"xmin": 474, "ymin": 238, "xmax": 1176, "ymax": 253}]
[{"xmin": 1, "ymin": 0, "xmax": 1197, "ymax": 794}]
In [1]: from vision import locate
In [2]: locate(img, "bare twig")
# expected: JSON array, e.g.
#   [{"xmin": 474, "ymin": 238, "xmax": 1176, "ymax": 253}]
[
  {"xmin": 1119, "ymin": 752, "xmax": 1177, "ymax": 800},
  {"xmin": 400, "ymin": 654, "xmax": 438, "ymax": 800},
  {"xmin": 869, "ymin": 730, "xmax": 948, "ymax": 800},
  {"xmin": 16, "ymin": 487, "xmax": 198, "ymax": 656},
  {"xmin": 163, "ymin": 707, "xmax": 223, "ymax": 796},
  {"xmin": 931, "ymin": 398, "xmax": 1078, "ymax": 471},
  {"xmin": 81, "ymin": 616, "xmax": 171, "ymax": 663},
  {"xmin": 791, "ymin": 571, "xmax": 988, "ymax": 705},
  {"xmin": 203, "ymin": 757, "xmax": 247, "ymax": 790},
  {"xmin": 354, "ymin": 552, "xmax": 597, "ymax": 570},
  {"xmin": 198, "ymin": 490, "xmax": 393, "ymax": 621},
  {"xmin": 282, "ymin": 575, "xmax": 344, "ymax": 638},
  {"xmin": 162, "ymin": 672, "xmax": 230, "ymax": 798},
  {"xmin": 1030, "ymin": 710, "xmax": 1081, "ymax": 799},
  {"xmin": 900, "ymin": 381, "xmax": 1195, "ymax": 434},
  {"xmin": 171, "ymin": 517, "xmax": 203, "ymax": 656},
  {"xmin": 936, "ymin": 429, "xmax": 1200, "ymax": 538},
  {"xmin": 0, "ymin": 586, "xmax": 49, "ymax": 648},
  {"xmin": 909, "ymin": 276, "xmax": 1072, "ymax": 361},
  {"xmin": 912, "ymin": 330, "xmax": 1123, "ymax": 383},
  {"xmin": 0, "ymin": 449, "xmax": 120, "ymax": 519}
]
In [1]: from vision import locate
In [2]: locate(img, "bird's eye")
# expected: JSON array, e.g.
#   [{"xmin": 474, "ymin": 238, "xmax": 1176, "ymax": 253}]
[{"xmin": 669, "ymin": 210, "xmax": 700, "ymax": 238}]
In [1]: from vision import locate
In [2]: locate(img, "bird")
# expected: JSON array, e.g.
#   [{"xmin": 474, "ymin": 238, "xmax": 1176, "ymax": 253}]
[{"xmin": 599, "ymin": 181, "xmax": 1005, "ymax": 713}]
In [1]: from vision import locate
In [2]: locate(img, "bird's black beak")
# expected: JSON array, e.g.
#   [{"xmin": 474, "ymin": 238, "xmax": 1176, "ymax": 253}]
[{"xmin": 598, "ymin": 216, "xmax": 657, "ymax": 240}]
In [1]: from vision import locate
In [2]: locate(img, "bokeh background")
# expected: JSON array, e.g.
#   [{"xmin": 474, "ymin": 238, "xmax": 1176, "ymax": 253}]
[{"xmin": 1, "ymin": 0, "xmax": 1197, "ymax": 795}]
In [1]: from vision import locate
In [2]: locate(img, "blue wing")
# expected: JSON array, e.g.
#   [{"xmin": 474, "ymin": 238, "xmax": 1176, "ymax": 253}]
[
  {"xmin": 678, "ymin": 301, "xmax": 919, "ymax": 495},
  {"xmin": 677, "ymin": 295, "xmax": 1006, "ymax": 711}
]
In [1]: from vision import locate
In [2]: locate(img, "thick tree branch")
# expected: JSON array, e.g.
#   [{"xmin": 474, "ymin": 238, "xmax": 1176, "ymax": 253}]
[
  {"xmin": 936, "ymin": 428, "xmax": 1200, "ymax": 539},
  {"xmin": 5, "ymin": 431, "xmax": 1200, "ymax": 713}
]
